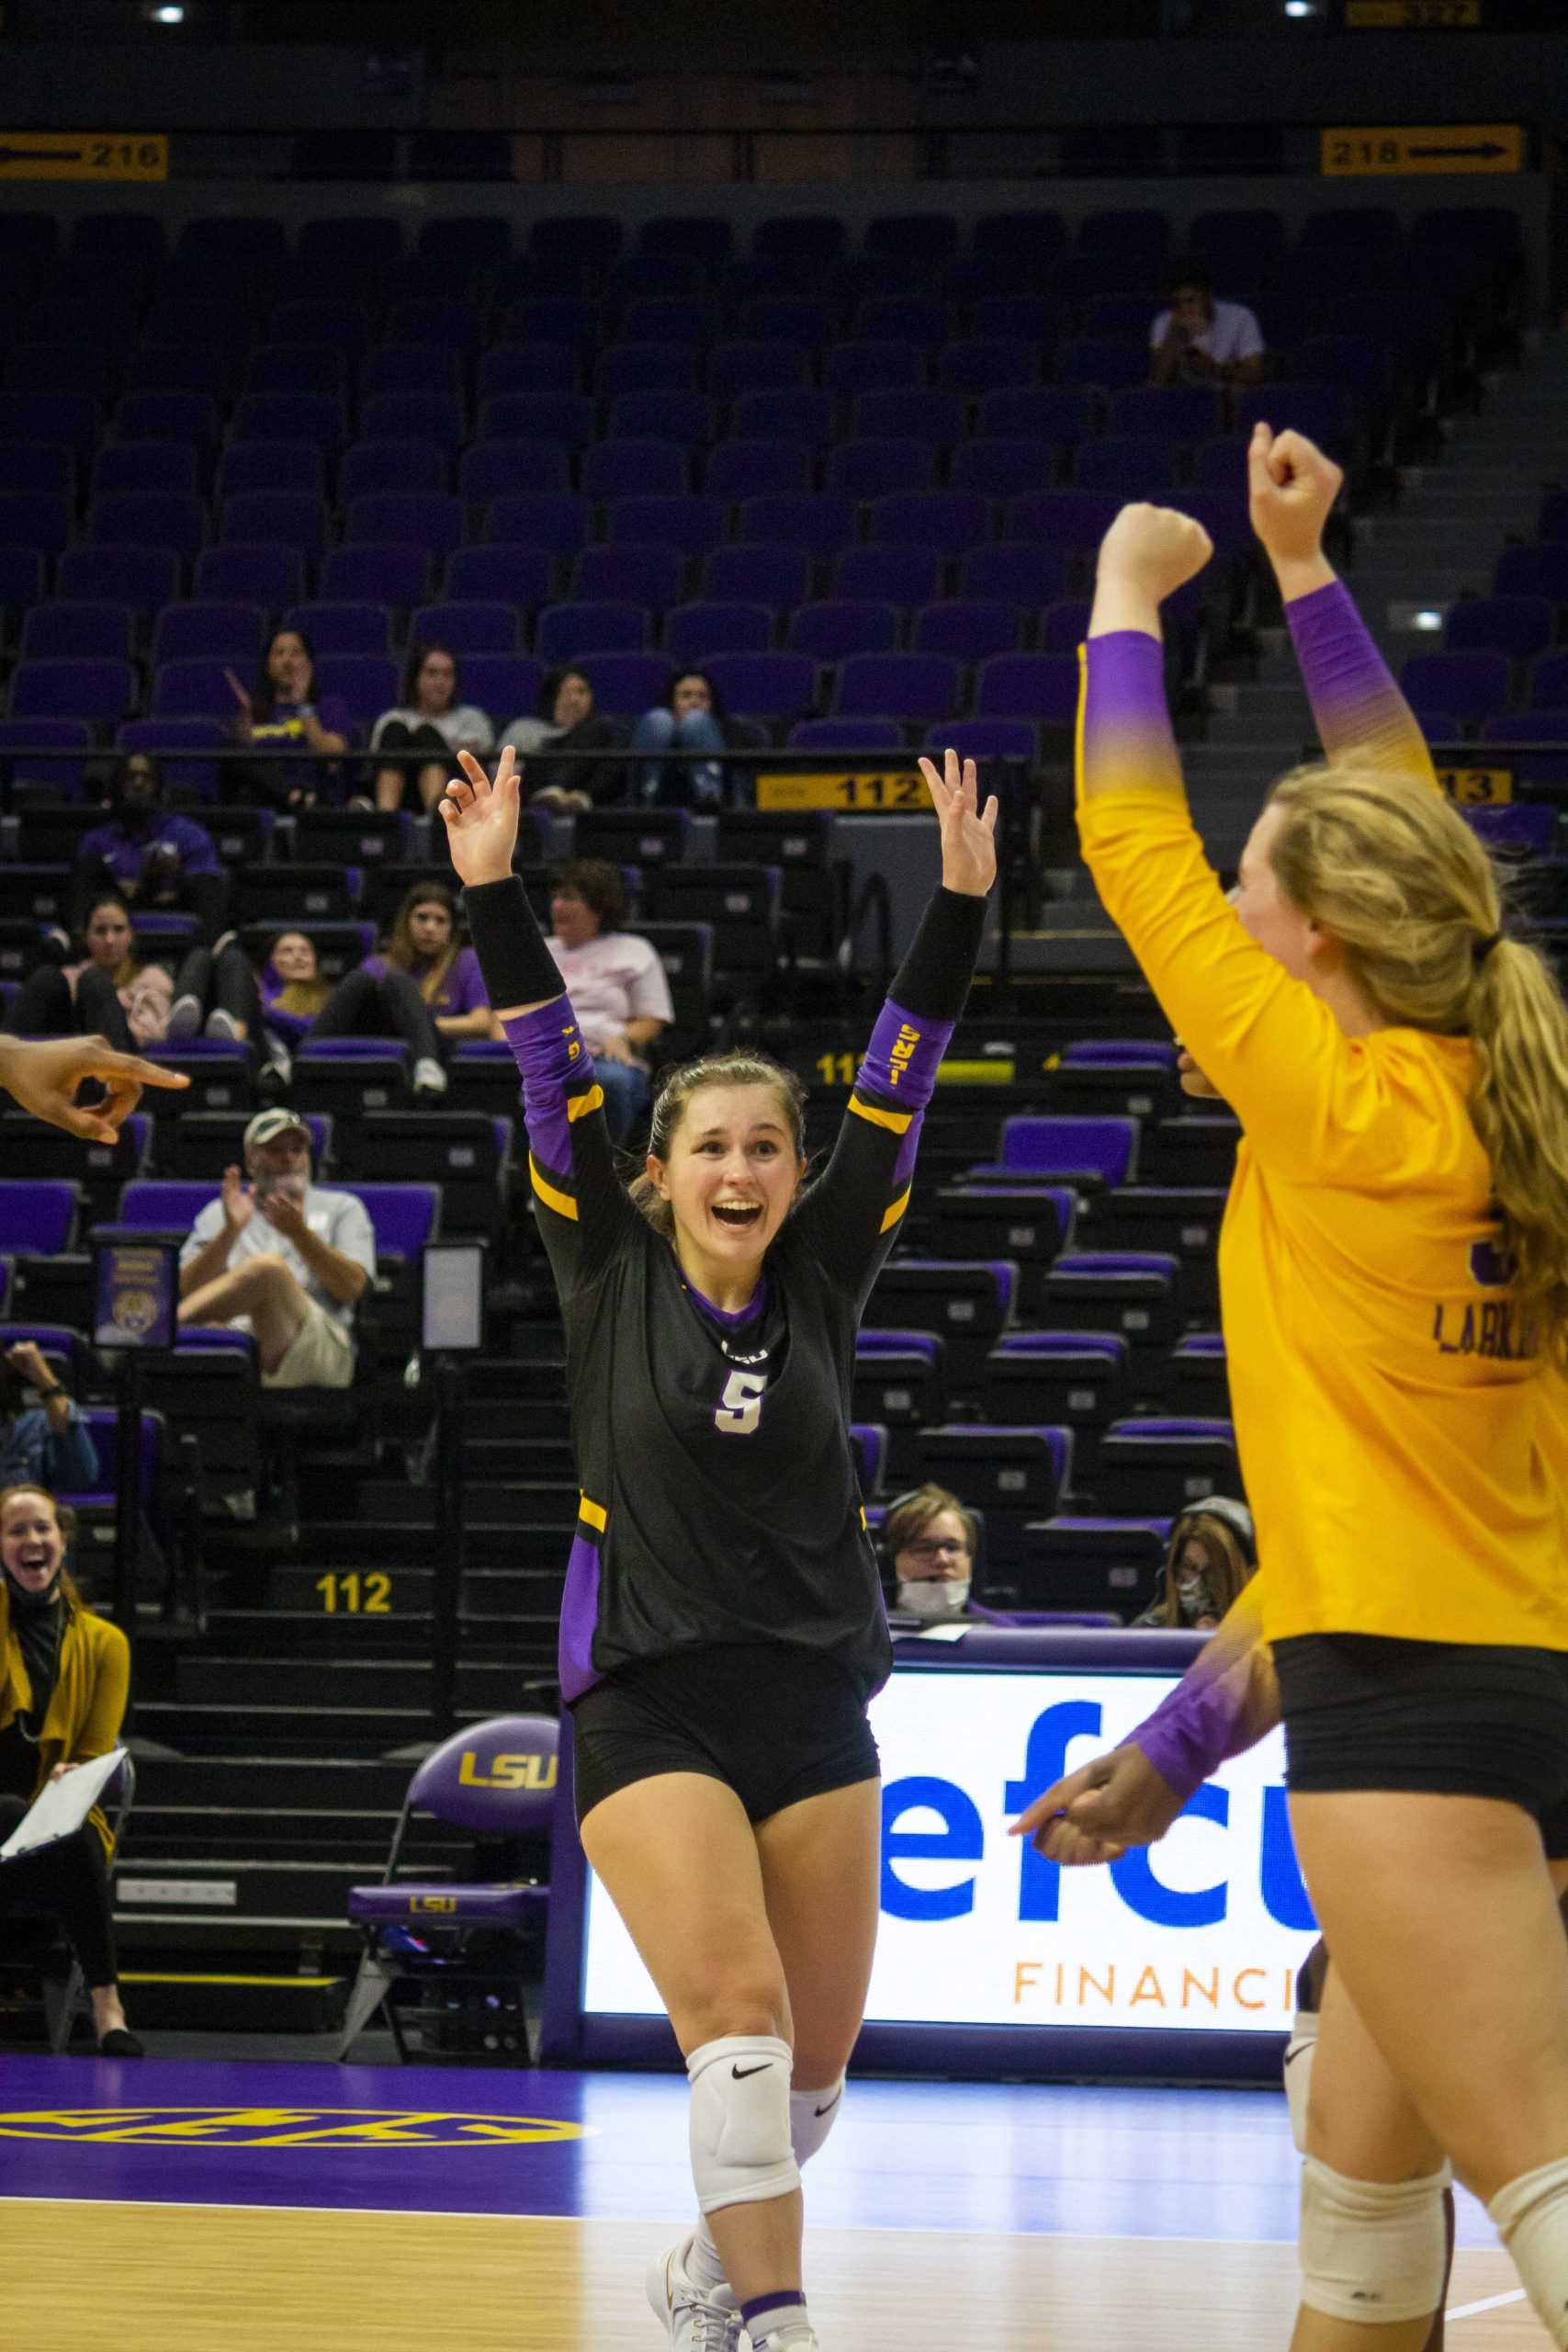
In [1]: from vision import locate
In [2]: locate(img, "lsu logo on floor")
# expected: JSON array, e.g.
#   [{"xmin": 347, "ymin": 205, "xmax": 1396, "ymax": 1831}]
[{"xmin": 0, "ymin": 2107, "xmax": 595, "ymax": 2147}]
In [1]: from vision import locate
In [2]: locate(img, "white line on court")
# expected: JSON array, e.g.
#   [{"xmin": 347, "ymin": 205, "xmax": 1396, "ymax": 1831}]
[{"xmin": 1447, "ymin": 2288, "xmax": 1527, "ymax": 2321}]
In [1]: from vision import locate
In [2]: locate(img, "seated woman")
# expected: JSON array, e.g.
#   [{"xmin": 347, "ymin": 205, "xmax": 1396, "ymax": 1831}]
[
  {"xmin": 0, "ymin": 1485, "xmax": 140, "ymax": 2056},
  {"xmin": 500, "ymin": 666, "xmax": 626, "ymax": 813},
  {"xmin": 253, "ymin": 910, "xmax": 460, "ymax": 1101},
  {"xmin": 6, "ymin": 891, "xmax": 174, "ymax": 1054},
  {"xmin": 368, "ymin": 642, "xmax": 494, "ymax": 816},
  {"xmin": 0, "ymin": 1341, "xmax": 97, "ymax": 1492},
  {"xmin": 630, "ymin": 668, "xmax": 737, "ymax": 809},
  {"xmin": 73, "ymin": 752, "xmax": 227, "ymax": 944},
  {"xmin": 224, "ymin": 627, "xmax": 352, "ymax": 812},
  {"xmin": 539, "ymin": 857, "xmax": 671, "ymax": 1142},
  {"xmin": 1133, "ymin": 1498, "xmax": 1256, "ymax": 1631}
]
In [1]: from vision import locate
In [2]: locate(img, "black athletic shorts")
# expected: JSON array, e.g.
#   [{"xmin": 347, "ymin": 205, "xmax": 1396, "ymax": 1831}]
[
  {"xmin": 570, "ymin": 1641, "xmax": 882, "ymax": 1829},
  {"xmin": 1275, "ymin": 1632, "xmax": 1568, "ymax": 1856}
]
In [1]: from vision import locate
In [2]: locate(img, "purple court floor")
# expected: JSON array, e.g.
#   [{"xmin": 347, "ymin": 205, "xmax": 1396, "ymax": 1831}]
[{"xmin": 0, "ymin": 2052, "xmax": 1505, "ymax": 2250}]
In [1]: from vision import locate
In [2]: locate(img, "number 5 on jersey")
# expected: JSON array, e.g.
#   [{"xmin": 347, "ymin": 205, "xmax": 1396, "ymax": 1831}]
[{"xmin": 716, "ymin": 1369, "xmax": 768, "ymax": 1436}]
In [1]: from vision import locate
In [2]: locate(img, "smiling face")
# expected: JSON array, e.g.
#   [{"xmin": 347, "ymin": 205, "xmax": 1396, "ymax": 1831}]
[
  {"xmin": 85, "ymin": 900, "xmax": 133, "ymax": 970},
  {"xmin": 270, "ymin": 931, "xmax": 320, "ymax": 984},
  {"xmin": 408, "ymin": 897, "xmax": 453, "ymax": 959},
  {"xmin": 267, "ymin": 630, "xmax": 312, "ymax": 701},
  {"xmin": 648, "ymin": 1082, "xmax": 804, "ymax": 1275},
  {"xmin": 1234, "ymin": 803, "xmax": 1322, "ymax": 982},
  {"xmin": 1, "ymin": 1488, "xmax": 65, "ymax": 1598},
  {"xmin": 415, "ymin": 649, "xmax": 457, "ymax": 714},
  {"xmin": 553, "ymin": 671, "xmax": 592, "ymax": 729}
]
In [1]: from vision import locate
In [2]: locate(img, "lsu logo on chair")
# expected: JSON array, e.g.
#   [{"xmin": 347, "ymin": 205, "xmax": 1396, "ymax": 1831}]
[
  {"xmin": 458, "ymin": 1749, "xmax": 558, "ymax": 1792},
  {"xmin": 0, "ymin": 2108, "xmax": 594, "ymax": 2148}
]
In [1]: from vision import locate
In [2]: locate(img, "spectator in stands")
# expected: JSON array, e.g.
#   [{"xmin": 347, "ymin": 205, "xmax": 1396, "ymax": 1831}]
[
  {"xmin": 73, "ymin": 753, "xmax": 227, "ymax": 944},
  {"xmin": 6, "ymin": 891, "xmax": 174, "ymax": 1053},
  {"xmin": 224, "ymin": 628, "xmax": 351, "ymax": 812},
  {"xmin": 0, "ymin": 1485, "xmax": 140, "ymax": 2055},
  {"xmin": 500, "ymin": 667, "xmax": 626, "ymax": 813},
  {"xmin": 540, "ymin": 858, "xmax": 671, "ymax": 1141},
  {"xmin": 166, "ymin": 936, "xmax": 272, "ymax": 1056},
  {"xmin": 1133, "ymin": 1498, "xmax": 1257, "ymax": 1631},
  {"xmin": 0, "ymin": 1342, "xmax": 97, "ymax": 1491},
  {"xmin": 1149, "ymin": 259, "xmax": 1265, "ymax": 391},
  {"xmin": 884, "ymin": 1483, "xmax": 998, "ymax": 1623},
  {"xmin": 250, "ymin": 909, "xmax": 463, "ymax": 1101},
  {"xmin": 176, "ymin": 1107, "xmax": 376, "ymax": 1389},
  {"xmin": 368, "ymin": 642, "xmax": 495, "ymax": 817},
  {"xmin": 631, "ymin": 669, "xmax": 735, "ymax": 808}
]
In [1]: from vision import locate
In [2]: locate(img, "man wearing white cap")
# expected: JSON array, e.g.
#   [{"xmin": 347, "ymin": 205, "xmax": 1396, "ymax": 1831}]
[{"xmin": 175, "ymin": 1108, "xmax": 376, "ymax": 1388}]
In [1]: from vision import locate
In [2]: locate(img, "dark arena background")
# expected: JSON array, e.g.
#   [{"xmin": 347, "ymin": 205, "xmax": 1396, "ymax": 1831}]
[{"xmin": 0, "ymin": 0, "xmax": 1564, "ymax": 2344}]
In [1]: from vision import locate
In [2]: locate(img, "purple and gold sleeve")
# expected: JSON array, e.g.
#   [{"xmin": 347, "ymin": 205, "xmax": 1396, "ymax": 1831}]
[
  {"xmin": 1287, "ymin": 579, "xmax": 1438, "ymax": 790},
  {"xmin": 1127, "ymin": 1585, "xmax": 1277, "ymax": 1804},
  {"xmin": 500, "ymin": 1001, "xmax": 628, "ymax": 1286}
]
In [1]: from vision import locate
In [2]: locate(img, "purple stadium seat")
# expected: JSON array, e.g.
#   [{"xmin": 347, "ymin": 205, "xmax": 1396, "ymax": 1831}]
[
  {"xmin": 739, "ymin": 495, "xmax": 856, "ymax": 560},
  {"xmin": 268, "ymin": 298, "xmax": 368, "ymax": 348},
  {"xmin": 702, "ymin": 545, "xmax": 810, "ymax": 610},
  {"xmin": 869, "ymin": 492, "xmax": 988, "ymax": 559},
  {"xmin": 151, "ymin": 658, "xmax": 244, "ymax": 719},
  {"xmin": 1495, "ymin": 545, "xmax": 1568, "ymax": 605},
  {"xmin": 851, "ymin": 393, "xmax": 961, "ymax": 453},
  {"xmin": 485, "ymin": 495, "xmax": 589, "ymax": 559},
  {"xmin": 0, "ymin": 548, "xmax": 46, "ymax": 614},
  {"xmin": 985, "ymin": 1332, "xmax": 1131, "ymax": 1436},
  {"xmin": 91, "ymin": 441, "xmax": 200, "ymax": 502},
  {"xmin": 216, "ymin": 441, "xmax": 326, "ymax": 502},
  {"xmin": 411, "ymin": 601, "xmax": 520, "ymax": 656},
  {"xmin": 580, "ymin": 439, "xmax": 690, "ymax": 502},
  {"xmin": 0, "ymin": 492, "xmax": 69, "ymax": 558},
  {"xmin": 912, "ymin": 602, "xmax": 1023, "ymax": 664},
  {"xmin": 314, "ymin": 655, "xmax": 400, "ymax": 729},
  {"xmin": 971, "ymin": 297, "xmax": 1057, "ymax": 345},
  {"xmin": 787, "ymin": 602, "xmax": 899, "ymax": 662},
  {"xmin": 971, "ymin": 1114, "xmax": 1137, "ymax": 1189},
  {"xmin": 443, "ymin": 547, "xmax": 555, "ymax": 610},
  {"xmin": 662, "ymin": 603, "xmax": 773, "ymax": 668},
  {"xmin": 638, "ymin": 217, "xmax": 734, "ymax": 266},
  {"xmin": 1055, "ymin": 338, "xmax": 1150, "ymax": 391},
  {"xmin": 536, "ymin": 601, "xmax": 651, "ymax": 663},
  {"xmin": 21, "ymin": 605, "xmax": 133, "ymax": 663},
  {"xmin": 117, "ymin": 718, "xmax": 227, "ymax": 797},
  {"xmin": 345, "ymin": 494, "xmax": 464, "ymax": 559},
  {"xmin": 282, "ymin": 603, "xmax": 391, "ymax": 657},
  {"xmin": 1097, "ymin": 1418, "xmax": 1242, "ymax": 1516},
  {"xmin": 1008, "ymin": 491, "xmax": 1121, "ymax": 551},
  {"xmin": 609, "ymin": 391, "xmax": 716, "ymax": 448},
  {"xmin": 1445, "ymin": 597, "xmax": 1555, "ymax": 664},
  {"xmin": 191, "ymin": 543, "xmax": 304, "ymax": 609},
  {"xmin": 607, "ymin": 255, "xmax": 705, "ymax": 305},
  {"xmin": 1080, "ymin": 206, "xmax": 1169, "ymax": 261},
  {"xmin": 620, "ymin": 300, "xmax": 720, "ymax": 346},
  {"xmin": 1083, "ymin": 293, "xmax": 1167, "ymax": 340},
  {"xmin": 752, "ymin": 215, "xmax": 847, "ymax": 267},
  {"xmin": 0, "ymin": 1181, "xmax": 79, "ymax": 1255},
  {"xmin": 864, "ymin": 1260, "xmax": 1020, "ymax": 1378},
  {"xmin": 594, "ymin": 344, "xmax": 701, "ymax": 402},
  {"xmin": 0, "ymin": 718, "xmax": 93, "ymax": 793},
  {"xmin": 703, "ymin": 440, "xmax": 811, "ymax": 502},
  {"xmin": 361, "ymin": 392, "xmax": 465, "ymax": 451},
  {"xmin": 1461, "ymin": 804, "xmax": 1558, "ymax": 857},
  {"xmin": 973, "ymin": 209, "xmax": 1070, "ymax": 268},
  {"xmin": 231, "ymin": 391, "xmax": 347, "ymax": 448},
  {"xmin": 605, "ymin": 496, "xmax": 725, "ymax": 561},
  {"xmin": 824, "ymin": 341, "xmax": 927, "ymax": 398},
  {"xmin": 221, "ymin": 490, "xmax": 327, "ymax": 559},
  {"xmin": 475, "ymin": 392, "xmax": 594, "ymax": 447},
  {"xmin": 570, "ymin": 546, "xmax": 683, "ymax": 611},
  {"xmin": 1074, "ymin": 437, "xmax": 1179, "ymax": 496},
  {"xmin": 951, "ymin": 440, "xmax": 1059, "ymax": 500},
  {"xmin": 244, "ymin": 345, "xmax": 350, "ymax": 399},
  {"xmin": 731, "ymin": 390, "xmax": 833, "ymax": 446},
  {"xmin": 0, "ymin": 447, "xmax": 73, "ymax": 503},
  {"xmin": 1235, "ymin": 384, "xmax": 1352, "ymax": 456},
  {"xmin": 1040, "ymin": 599, "xmax": 1092, "ymax": 653},
  {"xmin": 1482, "ymin": 716, "xmax": 1568, "ymax": 790},
  {"xmin": 1111, "ymin": 386, "xmax": 1224, "ymax": 441},
  {"xmin": 1043, "ymin": 1251, "xmax": 1185, "ymax": 1355},
  {"xmin": 453, "ymin": 655, "xmax": 542, "ymax": 727},
  {"xmin": 831, "ymin": 546, "xmax": 942, "ymax": 607},
  {"xmin": 825, "ymin": 439, "xmax": 939, "ymax": 502},
  {"xmin": 151, "ymin": 603, "xmax": 266, "ymax": 666},
  {"xmin": 526, "ymin": 213, "xmax": 623, "ymax": 270},
  {"xmin": 0, "ymin": 390, "xmax": 101, "ymax": 462},
  {"xmin": 975, "ymin": 652, "xmax": 1081, "ymax": 727},
  {"xmin": 737, "ymin": 300, "xmax": 839, "ymax": 346},
  {"xmin": 855, "ymin": 297, "xmax": 951, "ymax": 345},
  {"xmin": 90, "ymin": 492, "xmax": 208, "ymax": 562},
  {"xmin": 865, "ymin": 212, "xmax": 960, "ymax": 267},
  {"xmin": 1399, "ymin": 650, "xmax": 1510, "ymax": 728},
  {"xmin": 1531, "ymin": 654, "xmax": 1568, "ymax": 711},
  {"xmin": 11, "ymin": 659, "xmax": 137, "ymax": 724},
  {"xmin": 708, "ymin": 343, "xmax": 810, "ymax": 402},
  {"xmin": 832, "ymin": 652, "xmax": 961, "ymax": 721},
  {"xmin": 788, "ymin": 718, "xmax": 902, "ymax": 753},
  {"xmin": 384, "ymin": 299, "xmax": 483, "ymax": 354},
  {"xmin": 928, "ymin": 718, "xmax": 1037, "ymax": 767},
  {"xmin": 939, "ymin": 339, "xmax": 1041, "ymax": 398},
  {"xmin": 1538, "ymin": 493, "xmax": 1568, "ymax": 543},
  {"xmin": 975, "ymin": 389, "xmax": 1093, "ymax": 448},
  {"xmin": 574, "ymin": 651, "xmax": 670, "ymax": 717},
  {"xmin": 703, "ymin": 652, "xmax": 817, "ymax": 722},
  {"xmin": 959, "ymin": 544, "xmax": 1068, "ymax": 606},
  {"xmin": 339, "ymin": 440, "xmax": 448, "ymax": 504},
  {"xmin": 361, "ymin": 346, "xmax": 465, "ymax": 403},
  {"xmin": 73, "ymin": 209, "xmax": 164, "ymax": 266}
]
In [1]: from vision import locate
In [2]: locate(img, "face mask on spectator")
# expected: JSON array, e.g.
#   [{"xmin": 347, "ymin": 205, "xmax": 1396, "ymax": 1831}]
[{"xmin": 897, "ymin": 1577, "xmax": 971, "ymax": 1620}]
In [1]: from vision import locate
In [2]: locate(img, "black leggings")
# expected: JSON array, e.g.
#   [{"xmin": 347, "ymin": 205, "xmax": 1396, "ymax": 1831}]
[
  {"xmin": 175, "ymin": 943, "xmax": 264, "ymax": 1032},
  {"xmin": 0, "ymin": 1795, "xmax": 119, "ymax": 1989},
  {"xmin": 373, "ymin": 720, "xmax": 451, "ymax": 809},
  {"xmin": 8, "ymin": 944, "xmax": 256, "ymax": 1053},
  {"xmin": 311, "ymin": 966, "xmax": 443, "ymax": 1061}
]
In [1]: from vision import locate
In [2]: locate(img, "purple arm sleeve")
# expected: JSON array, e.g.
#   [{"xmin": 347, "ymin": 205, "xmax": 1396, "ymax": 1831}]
[
  {"xmin": 500, "ymin": 1001, "xmax": 592, "ymax": 1178},
  {"xmin": 1128, "ymin": 1652, "xmax": 1261, "ymax": 1804},
  {"xmin": 1286, "ymin": 578, "xmax": 1438, "ymax": 784},
  {"xmin": 855, "ymin": 996, "xmax": 954, "ymax": 1191}
]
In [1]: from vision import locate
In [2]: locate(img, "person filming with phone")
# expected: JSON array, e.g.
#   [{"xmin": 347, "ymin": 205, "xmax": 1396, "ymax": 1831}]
[{"xmin": 175, "ymin": 1109, "xmax": 375, "ymax": 1389}]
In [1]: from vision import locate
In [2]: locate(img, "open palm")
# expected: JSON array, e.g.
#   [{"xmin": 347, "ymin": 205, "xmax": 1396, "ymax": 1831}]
[
  {"xmin": 439, "ymin": 745, "xmax": 522, "ymax": 888},
  {"xmin": 918, "ymin": 748, "xmax": 999, "ymax": 898}
]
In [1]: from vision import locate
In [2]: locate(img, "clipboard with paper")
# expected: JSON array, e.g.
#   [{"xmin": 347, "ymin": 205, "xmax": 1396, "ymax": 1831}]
[{"xmin": 0, "ymin": 1747, "xmax": 128, "ymax": 1864}]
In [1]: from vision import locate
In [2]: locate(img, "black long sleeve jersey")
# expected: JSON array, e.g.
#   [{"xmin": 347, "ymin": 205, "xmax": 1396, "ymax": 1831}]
[{"xmin": 470, "ymin": 876, "xmax": 985, "ymax": 1706}]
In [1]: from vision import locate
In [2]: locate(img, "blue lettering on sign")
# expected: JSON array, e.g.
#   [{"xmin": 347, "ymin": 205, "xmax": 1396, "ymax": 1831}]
[
  {"xmin": 875, "ymin": 1698, "xmax": 1316, "ymax": 1931},
  {"xmin": 880, "ymin": 1775, "xmax": 986, "ymax": 1921}
]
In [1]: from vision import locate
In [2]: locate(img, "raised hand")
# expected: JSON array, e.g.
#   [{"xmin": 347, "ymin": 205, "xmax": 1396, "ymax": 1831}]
[
  {"xmin": 438, "ymin": 745, "xmax": 522, "ymax": 888},
  {"xmin": 1247, "ymin": 422, "xmax": 1343, "ymax": 570},
  {"xmin": 917, "ymin": 748, "xmax": 999, "ymax": 899},
  {"xmin": 220, "ymin": 1164, "xmax": 254, "ymax": 1236},
  {"xmin": 1096, "ymin": 503, "xmax": 1213, "ymax": 605},
  {"xmin": 0, "ymin": 1034, "xmax": 189, "ymax": 1145}
]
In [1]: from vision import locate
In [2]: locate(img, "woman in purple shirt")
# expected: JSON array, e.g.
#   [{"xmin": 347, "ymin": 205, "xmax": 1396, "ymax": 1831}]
[
  {"xmin": 255, "ymin": 884, "xmax": 489, "ymax": 1099},
  {"xmin": 224, "ymin": 628, "xmax": 352, "ymax": 811}
]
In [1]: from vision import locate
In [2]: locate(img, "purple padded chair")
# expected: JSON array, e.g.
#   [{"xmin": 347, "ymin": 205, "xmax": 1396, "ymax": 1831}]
[
  {"xmin": 337, "ymin": 1712, "xmax": 559, "ymax": 2061},
  {"xmin": 0, "ymin": 1181, "xmax": 78, "ymax": 1256},
  {"xmin": 968, "ymin": 1114, "xmax": 1138, "ymax": 1190},
  {"xmin": 1095, "ymin": 1417, "xmax": 1242, "ymax": 1516},
  {"xmin": 984, "ymin": 1331, "xmax": 1130, "ymax": 1434}
]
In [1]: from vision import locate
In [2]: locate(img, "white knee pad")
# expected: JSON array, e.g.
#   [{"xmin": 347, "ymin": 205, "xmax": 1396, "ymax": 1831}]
[
  {"xmin": 1283, "ymin": 2009, "xmax": 1318, "ymax": 2157},
  {"xmin": 687, "ymin": 2035, "xmax": 799, "ymax": 2217},
  {"xmin": 1300, "ymin": 2155, "xmax": 1450, "ymax": 2326},
  {"xmin": 1490, "ymin": 2156, "xmax": 1568, "ymax": 2349},
  {"xmin": 791, "ymin": 2076, "xmax": 845, "ymax": 2170}
]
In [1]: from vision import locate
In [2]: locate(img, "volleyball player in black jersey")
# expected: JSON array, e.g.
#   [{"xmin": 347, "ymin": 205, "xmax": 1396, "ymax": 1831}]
[{"xmin": 442, "ymin": 741, "xmax": 996, "ymax": 2352}]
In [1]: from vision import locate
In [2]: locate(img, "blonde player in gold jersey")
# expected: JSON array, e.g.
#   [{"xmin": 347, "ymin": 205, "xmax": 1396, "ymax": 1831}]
[{"xmin": 1016, "ymin": 427, "xmax": 1568, "ymax": 2351}]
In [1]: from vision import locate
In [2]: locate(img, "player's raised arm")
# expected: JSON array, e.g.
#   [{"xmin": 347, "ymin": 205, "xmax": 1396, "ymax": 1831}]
[
  {"xmin": 443, "ymin": 747, "xmax": 632, "ymax": 1279},
  {"xmin": 1249, "ymin": 423, "xmax": 1438, "ymax": 792},
  {"xmin": 791, "ymin": 749, "xmax": 996, "ymax": 1296}
]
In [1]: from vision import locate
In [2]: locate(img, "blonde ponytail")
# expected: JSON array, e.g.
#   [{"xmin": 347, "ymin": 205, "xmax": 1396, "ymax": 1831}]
[{"xmin": 1268, "ymin": 761, "xmax": 1568, "ymax": 1371}]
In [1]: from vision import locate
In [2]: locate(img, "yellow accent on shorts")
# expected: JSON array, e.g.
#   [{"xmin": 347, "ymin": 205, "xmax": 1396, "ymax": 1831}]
[
  {"xmin": 850, "ymin": 1093, "xmax": 913, "ymax": 1135},
  {"xmin": 529, "ymin": 1154, "xmax": 578, "ymax": 1220}
]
